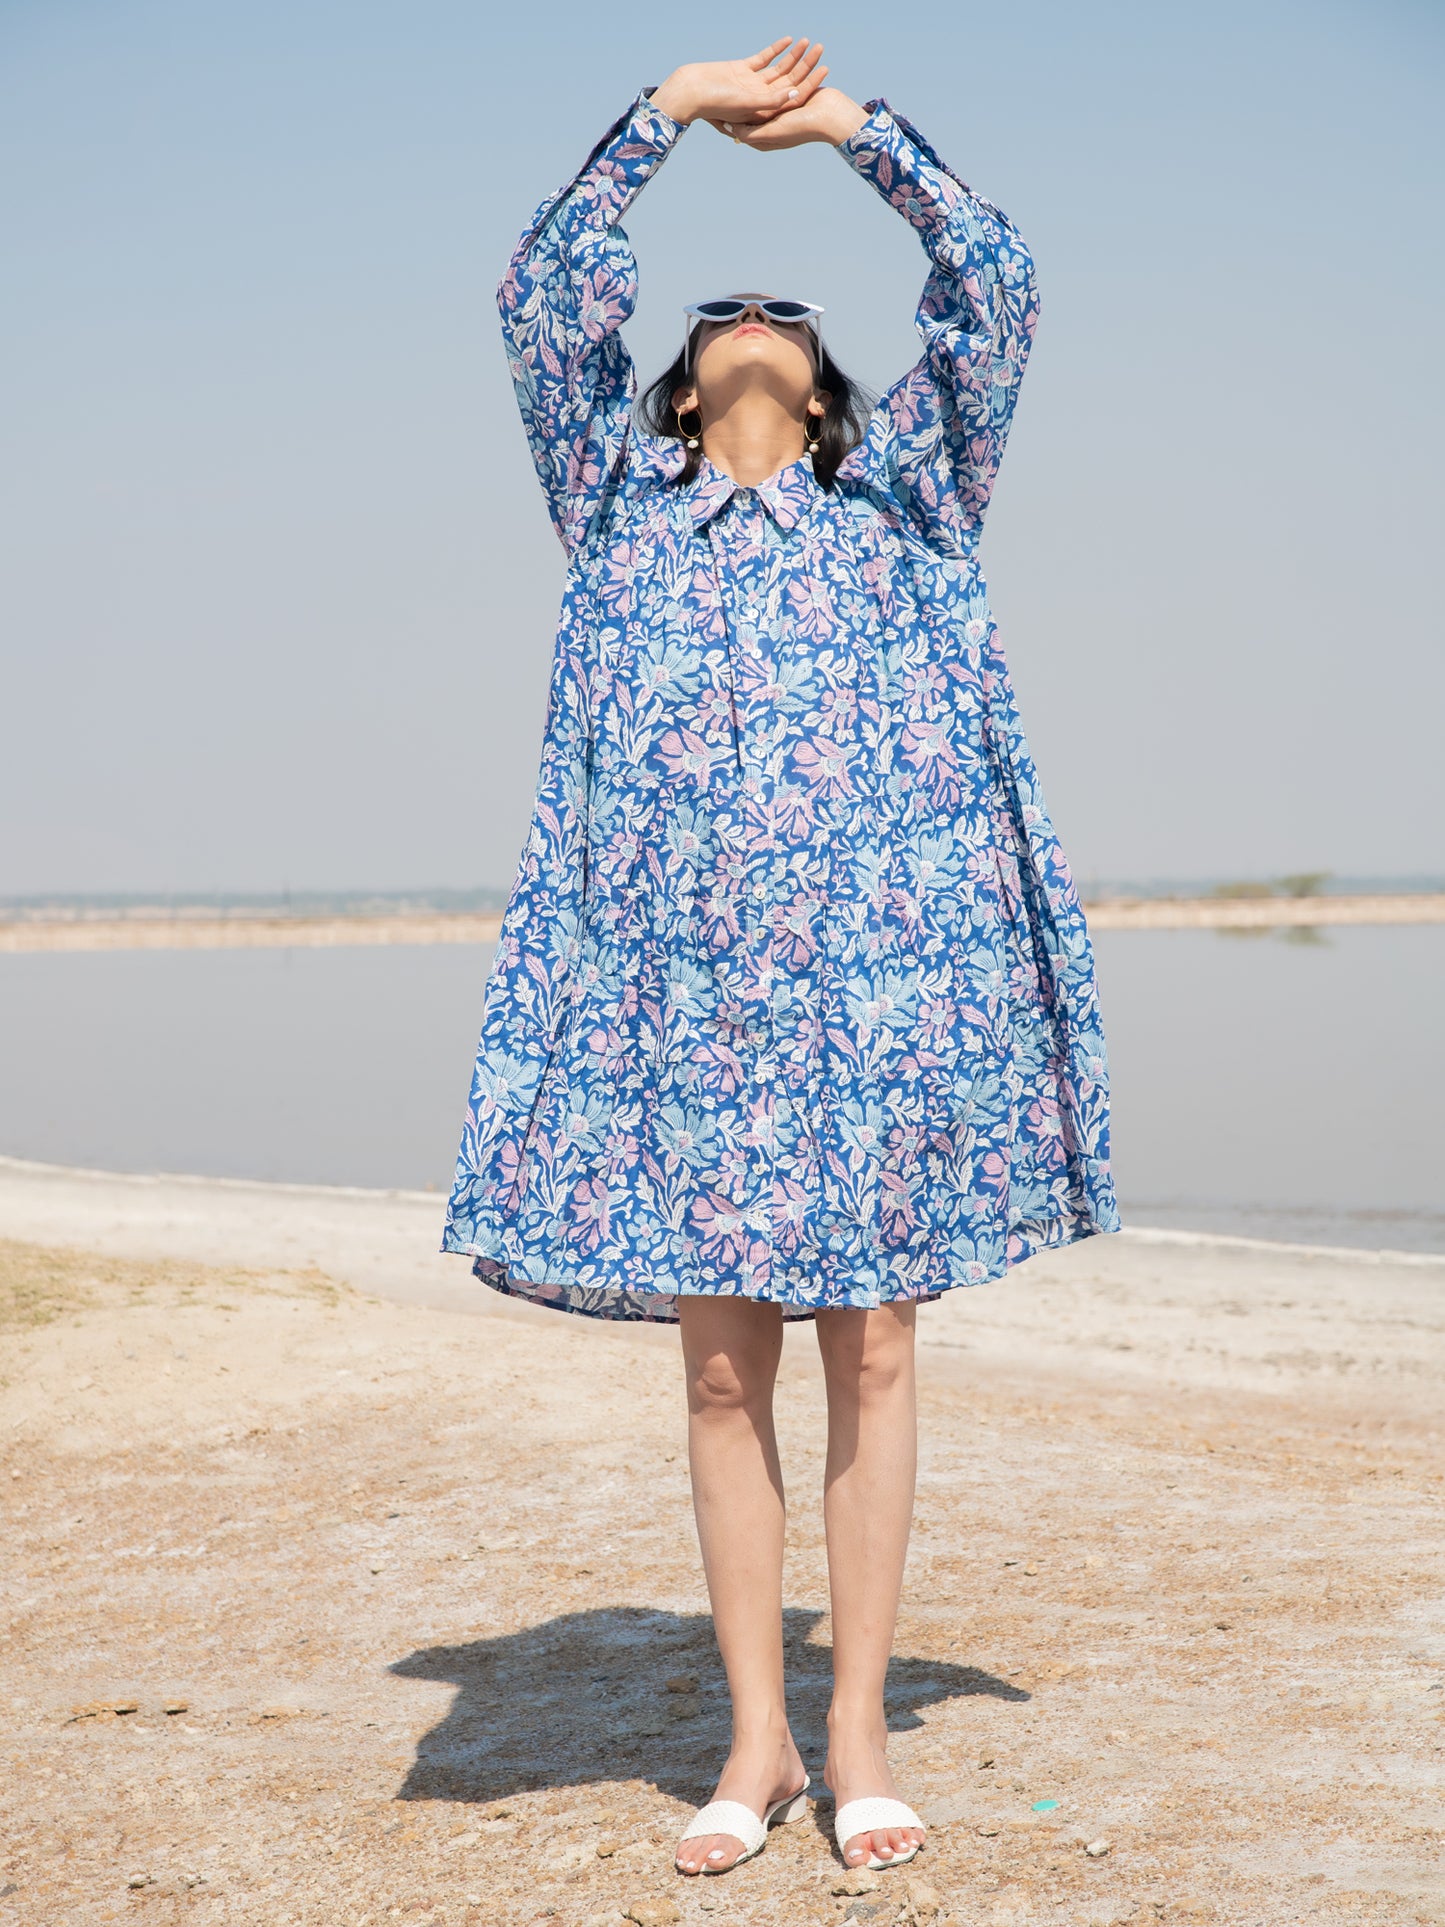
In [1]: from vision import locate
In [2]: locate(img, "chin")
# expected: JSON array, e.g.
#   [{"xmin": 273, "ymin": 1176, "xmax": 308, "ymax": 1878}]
[{"xmin": 729, "ymin": 340, "xmax": 804, "ymax": 376}]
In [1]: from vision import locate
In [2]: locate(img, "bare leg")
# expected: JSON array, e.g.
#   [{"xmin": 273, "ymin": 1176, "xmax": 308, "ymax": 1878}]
[
  {"xmin": 814, "ymin": 1301, "xmax": 927, "ymax": 1868},
  {"xmin": 673, "ymin": 1295, "xmax": 807, "ymax": 1874}
]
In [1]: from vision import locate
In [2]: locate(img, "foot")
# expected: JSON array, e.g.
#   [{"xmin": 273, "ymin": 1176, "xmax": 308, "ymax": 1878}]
[
  {"xmin": 675, "ymin": 1730, "xmax": 808, "ymax": 1875},
  {"xmin": 824, "ymin": 1726, "xmax": 926, "ymax": 1868}
]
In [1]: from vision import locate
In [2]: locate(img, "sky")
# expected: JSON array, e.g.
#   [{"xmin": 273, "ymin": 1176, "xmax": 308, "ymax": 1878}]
[{"xmin": 2, "ymin": 0, "xmax": 1441, "ymax": 898}]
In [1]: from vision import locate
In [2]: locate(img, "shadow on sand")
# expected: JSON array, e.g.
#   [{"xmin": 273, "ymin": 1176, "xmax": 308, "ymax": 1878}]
[{"xmin": 389, "ymin": 1605, "xmax": 1028, "ymax": 1810}]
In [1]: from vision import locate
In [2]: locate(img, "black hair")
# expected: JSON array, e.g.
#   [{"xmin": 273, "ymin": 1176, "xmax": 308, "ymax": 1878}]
[{"xmin": 636, "ymin": 334, "xmax": 877, "ymax": 492}]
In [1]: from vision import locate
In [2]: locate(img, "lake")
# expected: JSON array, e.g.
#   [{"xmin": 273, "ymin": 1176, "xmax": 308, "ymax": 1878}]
[{"xmin": 0, "ymin": 926, "xmax": 1440, "ymax": 1252}]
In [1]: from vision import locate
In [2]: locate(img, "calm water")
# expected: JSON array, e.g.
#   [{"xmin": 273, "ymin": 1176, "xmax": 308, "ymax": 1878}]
[{"xmin": 0, "ymin": 926, "xmax": 1441, "ymax": 1252}]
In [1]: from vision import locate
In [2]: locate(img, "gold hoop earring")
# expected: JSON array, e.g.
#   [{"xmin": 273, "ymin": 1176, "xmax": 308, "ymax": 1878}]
[
  {"xmin": 804, "ymin": 407, "xmax": 823, "ymax": 455},
  {"xmin": 675, "ymin": 405, "xmax": 703, "ymax": 450}
]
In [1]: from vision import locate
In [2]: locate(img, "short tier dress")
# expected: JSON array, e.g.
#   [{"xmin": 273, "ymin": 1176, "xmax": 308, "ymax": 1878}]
[{"xmin": 441, "ymin": 84, "xmax": 1122, "ymax": 1321}]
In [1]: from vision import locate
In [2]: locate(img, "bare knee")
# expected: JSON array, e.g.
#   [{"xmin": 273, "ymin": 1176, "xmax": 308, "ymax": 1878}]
[
  {"xmin": 853, "ymin": 1338, "xmax": 913, "ymax": 1404},
  {"xmin": 817, "ymin": 1306, "xmax": 916, "ymax": 1404},
  {"xmin": 679, "ymin": 1299, "xmax": 782, "ymax": 1421},
  {"xmin": 687, "ymin": 1347, "xmax": 775, "ymax": 1421}
]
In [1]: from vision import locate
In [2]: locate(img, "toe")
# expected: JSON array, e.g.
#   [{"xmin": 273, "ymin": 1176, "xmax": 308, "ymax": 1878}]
[
  {"xmin": 677, "ymin": 1835, "xmax": 711, "ymax": 1874},
  {"xmin": 838, "ymin": 1814, "xmax": 926, "ymax": 1869},
  {"xmin": 868, "ymin": 1826, "xmax": 917, "ymax": 1860},
  {"xmin": 677, "ymin": 1828, "xmax": 751, "ymax": 1875}
]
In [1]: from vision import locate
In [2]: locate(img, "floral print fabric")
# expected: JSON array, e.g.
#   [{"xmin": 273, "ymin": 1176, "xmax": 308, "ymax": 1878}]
[{"xmin": 441, "ymin": 86, "xmax": 1121, "ymax": 1321}]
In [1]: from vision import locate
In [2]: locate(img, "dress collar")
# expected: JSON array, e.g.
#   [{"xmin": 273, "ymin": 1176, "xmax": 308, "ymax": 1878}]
[{"xmin": 638, "ymin": 442, "xmax": 822, "ymax": 530}]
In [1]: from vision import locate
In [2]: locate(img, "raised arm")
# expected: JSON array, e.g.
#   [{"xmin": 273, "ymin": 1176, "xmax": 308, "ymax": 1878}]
[
  {"xmin": 835, "ymin": 100, "xmax": 1040, "ymax": 544},
  {"xmin": 498, "ymin": 41, "xmax": 832, "ymax": 557},
  {"xmin": 497, "ymin": 90, "xmax": 686, "ymax": 557},
  {"xmin": 728, "ymin": 86, "xmax": 1038, "ymax": 546}
]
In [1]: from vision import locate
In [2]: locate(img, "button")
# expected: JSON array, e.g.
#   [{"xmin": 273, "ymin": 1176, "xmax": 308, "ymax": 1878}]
[{"xmin": 752, "ymin": 882, "xmax": 767, "ymax": 898}]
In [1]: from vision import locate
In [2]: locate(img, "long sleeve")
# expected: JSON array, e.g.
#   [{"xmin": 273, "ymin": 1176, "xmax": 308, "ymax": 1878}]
[
  {"xmin": 835, "ymin": 100, "xmax": 1040, "ymax": 548},
  {"xmin": 497, "ymin": 87, "xmax": 688, "ymax": 557}
]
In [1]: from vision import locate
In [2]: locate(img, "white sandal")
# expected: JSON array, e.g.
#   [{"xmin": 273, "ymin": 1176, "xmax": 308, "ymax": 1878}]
[
  {"xmin": 675, "ymin": 1774, "xmax": 812, "ymax": 1874},
  {"xmin": 834, "ymin": 1795, "xmax": 926, "ymax": 1871}
]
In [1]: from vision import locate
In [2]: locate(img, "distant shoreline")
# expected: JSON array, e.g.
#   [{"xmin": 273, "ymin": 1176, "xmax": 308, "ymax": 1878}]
[{"xmin": 2, "ymin": 892, "xmax": 1443, "ymax": 951}]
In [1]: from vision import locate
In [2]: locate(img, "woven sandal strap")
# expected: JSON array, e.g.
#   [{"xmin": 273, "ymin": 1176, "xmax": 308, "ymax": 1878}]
[
  {"xmin": 678, "ymin": 1799, "xmax": 767, "ymax": 1853},
  {"xmin": 834, "ymin": 1796, "xmax": 924, "ymax": 1845}
]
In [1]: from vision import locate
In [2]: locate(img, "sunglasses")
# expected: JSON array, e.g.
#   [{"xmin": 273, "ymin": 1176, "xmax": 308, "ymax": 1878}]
[{"xmin": 683, "ymin": 297, "xmax": 825, "ymax": 374}]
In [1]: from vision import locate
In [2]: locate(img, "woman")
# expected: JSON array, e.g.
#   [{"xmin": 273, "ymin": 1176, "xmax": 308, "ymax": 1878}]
[{"xmin": 442, "ymin": 38, "xmax": 1121, "ymax": 1879}]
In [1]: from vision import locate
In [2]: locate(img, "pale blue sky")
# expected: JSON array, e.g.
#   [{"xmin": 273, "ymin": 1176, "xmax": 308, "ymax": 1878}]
[{"xmin": 2, "ymin": 0, "xmax": 1441, "ymax": 895}]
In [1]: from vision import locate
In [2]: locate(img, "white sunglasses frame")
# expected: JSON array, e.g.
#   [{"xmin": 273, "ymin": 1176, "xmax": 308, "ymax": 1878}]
[{"xmin": 682, "ymin": 298, "xmax": 825, "ymax": 376}]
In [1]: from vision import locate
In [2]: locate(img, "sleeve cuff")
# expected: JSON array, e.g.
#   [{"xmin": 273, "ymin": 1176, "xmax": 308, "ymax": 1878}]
[
  {"xmin": 638, "ymin": 84, "xmax": 689, "ymax": 144},
  {"xmin": 836, "ymin": 96, "xmax": 897, "ymax": 159}
]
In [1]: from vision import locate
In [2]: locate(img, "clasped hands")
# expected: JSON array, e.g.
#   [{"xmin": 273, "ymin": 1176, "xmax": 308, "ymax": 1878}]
[{"xmin": 650, "ymin": 39, "xmax": 868, "ymax": 150}]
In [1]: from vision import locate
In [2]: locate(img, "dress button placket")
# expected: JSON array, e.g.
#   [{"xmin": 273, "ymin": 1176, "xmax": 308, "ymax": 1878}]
[{"xmin": 713, "ymin": 489, "xmax": 781, "ymax": 1063}]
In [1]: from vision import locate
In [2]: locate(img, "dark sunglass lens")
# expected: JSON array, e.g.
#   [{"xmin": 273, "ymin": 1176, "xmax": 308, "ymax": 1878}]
[
  {"xmin": 762, "ymin": 301, "xmax": 812, "ymax": 318},
  {"xmin": 695, "ymin": 300, "xmax": 745, "ymax": 318}
]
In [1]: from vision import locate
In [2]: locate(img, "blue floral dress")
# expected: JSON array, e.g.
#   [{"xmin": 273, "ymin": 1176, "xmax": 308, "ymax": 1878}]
[{"xmin": 441, "ymin": 86, "xmax": 1121, "ymax": 1321}]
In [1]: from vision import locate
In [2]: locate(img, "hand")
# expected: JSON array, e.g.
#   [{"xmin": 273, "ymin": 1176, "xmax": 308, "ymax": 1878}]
[
  {"xmin": 649, "ymin": 38, "xmax": 829, "ymax": 127},
  {"xmin": 708, "ymin": 86, "xmax": 867, "ymax": 150}
]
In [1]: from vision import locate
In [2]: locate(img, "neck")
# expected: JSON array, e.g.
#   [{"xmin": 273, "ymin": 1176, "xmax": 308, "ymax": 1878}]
[{"xmin": 699, "ymin": 390, "xmax": 808, "ymax": 486}]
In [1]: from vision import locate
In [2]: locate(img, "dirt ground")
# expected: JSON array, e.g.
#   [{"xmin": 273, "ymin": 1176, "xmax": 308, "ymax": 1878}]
[{"xmin": 2, "ymin": 1172, "xmax": 1443, "ymax": 1927}]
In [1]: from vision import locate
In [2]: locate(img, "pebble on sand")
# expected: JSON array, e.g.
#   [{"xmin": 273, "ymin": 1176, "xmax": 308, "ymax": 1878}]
[
  {"xmin": 623, "ymin": 1900, "xmax": 681, "ymax": 1927},
  {"xmin": 1086, "ymin": 1836, "xmax": 1114, "ymax": 1857},
  {"xmin": 832, "ymin": 1870, "xmax": 881, "ymax": 1895}
]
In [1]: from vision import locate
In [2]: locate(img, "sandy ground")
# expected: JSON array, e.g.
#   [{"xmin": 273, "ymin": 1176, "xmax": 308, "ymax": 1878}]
[
  {"xmin": 4, "ymin": 894, "xmax": 1444, "ymax": 951},
  {"xmin": 2, "ymin": 1160, "xmax": 1443, "ymax": 1927}
]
